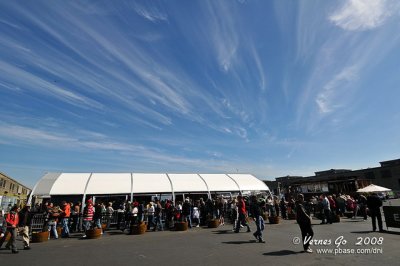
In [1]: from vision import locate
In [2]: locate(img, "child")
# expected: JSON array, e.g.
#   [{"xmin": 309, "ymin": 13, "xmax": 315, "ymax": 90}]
[{"xmin": 192, "ymin": 205, "xmax": 200, "ymax": 227}]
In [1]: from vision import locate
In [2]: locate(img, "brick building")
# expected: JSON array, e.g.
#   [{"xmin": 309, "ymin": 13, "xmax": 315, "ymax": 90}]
[{"xmin": 0, "ymin": 172, "xmax": 31, "ymax": 211}]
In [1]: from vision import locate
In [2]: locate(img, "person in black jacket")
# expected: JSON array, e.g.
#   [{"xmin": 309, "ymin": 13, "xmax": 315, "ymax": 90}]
[
  {"xmin": 182, "ymin": 198, "xmax": 192, "ymax": 228},
  {"xmin": 249, "ymin": 196, "xmax": 265, "ymax": 243},
  {"xmin": 18, "ymin": 204, "xmax": 32, "ymax": 250},
  {"xmin": 366, "ymin": 193, "xmax": 384, "ymax": 232},
  {"xmin": 296, "ymin": 194, "xmax": 314, "ymax": 253}
]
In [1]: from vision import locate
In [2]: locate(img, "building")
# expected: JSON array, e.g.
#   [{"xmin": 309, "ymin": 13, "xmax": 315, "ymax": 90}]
[
  {"xmin": 0, "ymin": 172, "xmax": 31, "ymax": 211},
  {"xmin": 275, "ymin": 159, "xmax": 400, "ymax": 198}
]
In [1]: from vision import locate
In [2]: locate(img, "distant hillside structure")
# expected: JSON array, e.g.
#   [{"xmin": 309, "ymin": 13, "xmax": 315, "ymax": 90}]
[
  {"xmin": 270, "ymin": 159, "xmax": 400, "ymax": 197},
  {"xmin": 0, "ymin": 172, "xmax": 31, "ymax": 211}
]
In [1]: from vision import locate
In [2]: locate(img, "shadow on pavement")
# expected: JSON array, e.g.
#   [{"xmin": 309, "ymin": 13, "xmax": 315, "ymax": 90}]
[
  {"xmin": 222, "ymin": 240, "xmax": 257, "ymax": 244},
  {"xmin": 381, "ymin": 230, "xmax": 400, "ymax": 235},
  {"xmin": 263, "ymin": 250, "xmax": 300, "ymax": 256},
  {"xmin": 350, "ymin": 230, "xmax": 373, "ymax": 234},
  {"xmin": 212, "ymin": 230, "xmax": 232, "ymax": 234}
]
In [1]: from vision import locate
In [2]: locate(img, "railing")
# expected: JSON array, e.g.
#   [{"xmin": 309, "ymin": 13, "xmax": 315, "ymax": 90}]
[{"xmin": 30, "ymin": 213, "xmax": 47, "ymax": 233}]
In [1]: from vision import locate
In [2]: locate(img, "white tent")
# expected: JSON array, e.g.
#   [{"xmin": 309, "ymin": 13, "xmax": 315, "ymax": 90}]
[
  {"xmin": 357, "ymin": 184, "xmax": 391, "ymax": 193},
  {"xmin": 29, "ymin": 172, "xmax": 270, "ymax": 204}
]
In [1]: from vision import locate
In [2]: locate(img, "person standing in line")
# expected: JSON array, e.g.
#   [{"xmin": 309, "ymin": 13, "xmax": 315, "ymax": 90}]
[
  {"xmin": 47, "ymin": 204, "xmax": 60, "ymax": 240},
  {"xmin": 138, "ymin": 201, "xmax": 145, "ymax": 223},
  {"xmin": 296, "ymin": 194, "xmax": 314, "ymax": 253},
  {"xmin": 280, "ymin": 198, "xmax": 287, "ymax": 219},
  {"xmin": 153, "ymin": 200, "xmax": 163, "ymax": 231},
  {"xmin": 182, "ymin": 198, "xmax": 192, "ymax": 228},
  {"xmin": 192, "ymin": 201, "xmax": 201, "ymax": 227},
  {"xmin": 274, "ymin": 196, "xmax": 280, "ymax": 217},
  {"xmin": 147, "ymin": 202, "xmax": 155, "ymax": 230},
  {"xmin": 217, "ymin": 198, "xmax": 225, "ymax": 226},
  {"xmin": 249, "ymin": 196, "xmax": 265, "ymax": 243},
  {"xmin": 321, "ymin": 194, "xmax": 332, "ymax": 224},
  {"xmin": 73, "ymin": 201, "xmax": 81, "ymax": 232},
  {"xmin": 18, "ymin": 204, "xmax": 32, "ymax": 250},
  {"xmin": 60, "ymin": 201, "xmax": 71, "ymax": 238},
  {"xmin": 0, "ymin": 205, "xmax": 20, "ymax": 253},
  {"xmin": 0, "ymin": 210, "xmax": 7, "ymax": 240},
  {"xmin": 367, "ymin": 193, "xmax": 384, "ymax": 232},
  {"xmin": 235, "ymin": 195, "xmax": 251, "ymax": 233},
  {"xmin": 230, "ymin": 199, "xmax": 238, "ymax": 231},
  {"xmin": 105, "ymin": 202, "xmax": 114, "ymax": 230},
  {"xmin": 359, "ymin": 194, "xmax": 368, "ymax": 220},
  {"xmin": 93, "ymin": 201, "xmax": 103, "ymax": 234},
  {"xmin": 82, "ymin": 200, "xmax": 94, "ymax": 238},
  {"xmin": 199, "ymin": 198, "xmax": 206, "ymax": 226}
]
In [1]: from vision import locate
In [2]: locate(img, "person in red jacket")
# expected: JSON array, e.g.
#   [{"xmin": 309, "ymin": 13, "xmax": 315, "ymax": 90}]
[{"xmin": 0, "ymin": 205, "xmax": 20, "ymax": 253}]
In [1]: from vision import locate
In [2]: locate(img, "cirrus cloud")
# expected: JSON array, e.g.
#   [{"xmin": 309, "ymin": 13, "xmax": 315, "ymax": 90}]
[{"xmin": 329, "ymin": 0, "xmax": 397, "ymax": 31}]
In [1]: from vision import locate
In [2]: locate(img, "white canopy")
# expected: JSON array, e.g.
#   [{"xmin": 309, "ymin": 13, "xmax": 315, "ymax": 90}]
[
  {"xmin": 357, "ymin": 184, "xmax": 392, "ymax": 193},
  {"xmin": 30, "ymin": 172, "xmax": 270, "ymax": 202}
]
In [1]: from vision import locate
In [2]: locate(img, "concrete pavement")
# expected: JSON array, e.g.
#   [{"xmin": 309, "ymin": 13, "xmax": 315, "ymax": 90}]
[{"xmin": 1, "ymin": 215, "xmax": 398, "ymax": 266}]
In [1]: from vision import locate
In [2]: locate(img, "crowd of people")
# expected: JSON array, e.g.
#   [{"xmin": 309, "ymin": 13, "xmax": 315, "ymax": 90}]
[{"xmin": 0, "ymin": 192, "xmax": 387, "ymax": 254}]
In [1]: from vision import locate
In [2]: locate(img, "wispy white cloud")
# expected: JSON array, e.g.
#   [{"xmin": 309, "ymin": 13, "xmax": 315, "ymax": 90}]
[
  {"xmin": 316, "ymin": 65, "xmax": 359, "ymax": 114},
  {"xmin": 0, "ymin": 60, "xmax": 103, "ymax": 110},
  {"xmin": 329, "ymin": 0, "xmax": 398, "ymax": 31},
  {"xmin": 204, "ymin": 1, "xmax": 239, "ymax": 72},
  {"xmin": 133, "ymin": 3, "xmax": 168, "ymax": 23}
]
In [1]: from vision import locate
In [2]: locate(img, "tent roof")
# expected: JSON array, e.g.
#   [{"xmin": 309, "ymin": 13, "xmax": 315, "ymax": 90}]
[
  {"xmin": 356, "ymin": 184, "xmax": 391, "ymax": 193},
  {"xmin": 32, "ymin": 172, "xmax": 269, "ymax": 196}
]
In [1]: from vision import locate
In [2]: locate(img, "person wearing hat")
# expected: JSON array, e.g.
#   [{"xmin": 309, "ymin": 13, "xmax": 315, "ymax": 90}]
[{"xmin": 18, "ymin": 204, "xmax": 33, "ymax": 250}]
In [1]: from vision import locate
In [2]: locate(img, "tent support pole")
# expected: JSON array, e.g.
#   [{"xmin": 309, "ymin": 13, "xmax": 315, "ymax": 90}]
[
  {"xmin": 130, "ymin": 173, "xmax": 134, "ymax": 201},
  {"xmin": 197, "ymin": 174, "xmax": 211, "ymax": 200},
  {"xmin": 165, "ymin": 173, "xmax": 175, "ymax": 204},
  {"xmin": 80, "ymin": 173, "xmax": 94, "ymax": 231}
]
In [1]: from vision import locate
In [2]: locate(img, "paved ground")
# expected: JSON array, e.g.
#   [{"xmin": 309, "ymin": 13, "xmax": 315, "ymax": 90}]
[{"xmin": 1, "ymin": 213, "xmax": 399, "ymax": 266}]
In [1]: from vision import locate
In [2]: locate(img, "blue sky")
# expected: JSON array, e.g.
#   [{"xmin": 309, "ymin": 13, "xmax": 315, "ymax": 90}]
[{"xmin": 1, "ymin": 0, "xmax": 400, "ymax": 188}]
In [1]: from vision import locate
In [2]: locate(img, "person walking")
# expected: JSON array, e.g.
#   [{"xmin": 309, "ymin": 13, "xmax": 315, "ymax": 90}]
[
  {"xmin": 18, "ymin": 204, "xmax": 32, "ymax": 250},
  {"xmin": 235, "ymin": 195, "xmax": 251, "ymax": 233},
  {"xmin": 296, "ymin": 194, "xmax": 314, "ymax": 253},
  {"xmin": 367, "ymin": 193, "xmax": 384, "ymax": 232},
  {"xmin": 0, "ymin": 205, "xmax": 20, "ymax": 253},
  {"xmin": 249, "ymin": 196, "xmax": 265, "ymax": 243}
]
